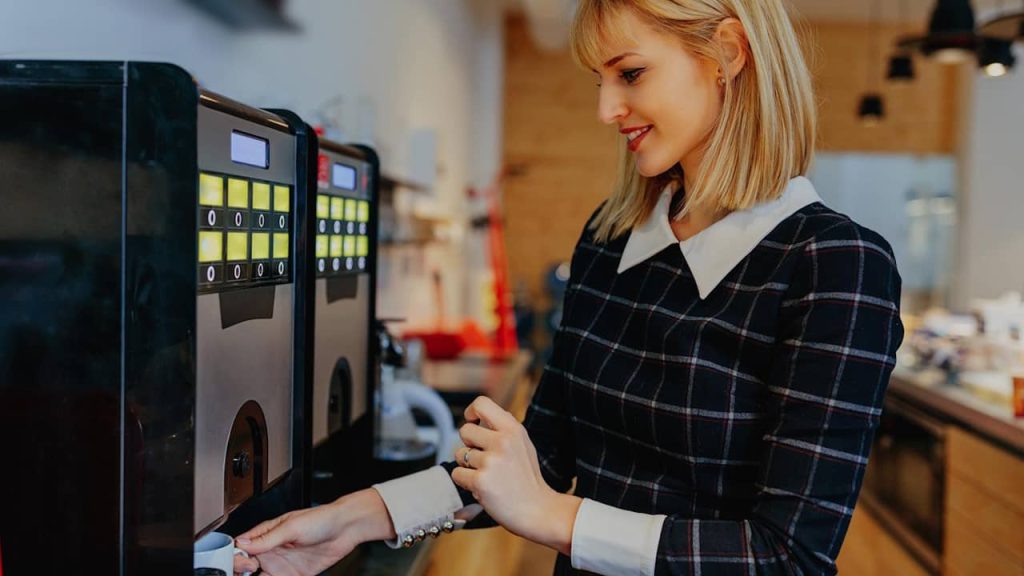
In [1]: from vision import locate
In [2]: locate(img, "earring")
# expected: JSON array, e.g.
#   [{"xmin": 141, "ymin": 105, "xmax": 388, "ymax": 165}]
[{"xmin": 718, "ymin": 76, "xmax": 726, "ymax": 86}]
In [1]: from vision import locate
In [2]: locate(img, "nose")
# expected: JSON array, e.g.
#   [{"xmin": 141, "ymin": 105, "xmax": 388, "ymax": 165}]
[{"xmin": 597, "ymin": 84, "xmax": 628, "ymax": 125}]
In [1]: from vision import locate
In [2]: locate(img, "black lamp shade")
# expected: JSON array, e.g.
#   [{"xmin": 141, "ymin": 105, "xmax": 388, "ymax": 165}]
[
  {"xmin": 898, "ymin": 0, "xmax": 980, "ymax": 63},
  {"xmin": 978, "ymin": 37, "xmax": 1017, "ymax": 76},
  {"xmin": 858, "ymin": 94, "xmax": 885, "ymax": 124},
  {"xmin": 887, "ymin": 54, "xmax": 916, "ymax": 80},
  {"xmin": 929, "ymin": 0, "xmax": 976, "ymax": 35}
]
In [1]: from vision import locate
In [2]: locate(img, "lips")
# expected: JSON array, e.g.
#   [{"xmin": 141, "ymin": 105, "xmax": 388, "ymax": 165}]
[{"xmin": 623, "ymin": 125, "xmax": 652, "ymax": 152}]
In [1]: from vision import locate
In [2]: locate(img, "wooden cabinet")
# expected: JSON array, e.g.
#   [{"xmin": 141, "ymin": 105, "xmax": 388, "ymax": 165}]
[
  {"xmin": 837, "ymin": 506, "xmax": 931, "ymax": 576},
  {"xmin": 944, "ymin": 427, "xmax": 1024, "ymax": 576}
]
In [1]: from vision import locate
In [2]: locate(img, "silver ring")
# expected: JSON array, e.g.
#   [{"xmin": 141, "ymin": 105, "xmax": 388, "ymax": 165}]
[{"xmin": 463, "ymin": 448, "xmax": 473, "ymax": 466}]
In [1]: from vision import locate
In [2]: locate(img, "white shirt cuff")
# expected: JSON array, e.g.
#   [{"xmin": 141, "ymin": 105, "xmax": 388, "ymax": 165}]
[
  {"xmin": 570, "ymin": 498, "xmax": 666, "ymax": 576},
  {"xmin": 371, "ymin": 466, "xmax": 468, "ymax": 549}
]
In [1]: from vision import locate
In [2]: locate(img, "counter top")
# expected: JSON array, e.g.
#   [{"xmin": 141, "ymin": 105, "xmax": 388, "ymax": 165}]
[
  {"xmin": 889, "ymin": 367, "xmax": 1024, "ymax": 456},
  {"xmin": 419, "ymin": 350, "xmax": 534, "ymax": 410}
]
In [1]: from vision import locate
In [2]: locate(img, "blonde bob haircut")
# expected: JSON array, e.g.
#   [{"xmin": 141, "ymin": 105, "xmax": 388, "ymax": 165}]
[{"xmin": 571, "ymin": 0, "xmax": 816, "ymax": 244}]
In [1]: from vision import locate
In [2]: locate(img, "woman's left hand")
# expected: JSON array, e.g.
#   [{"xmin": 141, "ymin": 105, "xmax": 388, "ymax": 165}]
[{"xmin": 450, "ymin": 396, "xmax": 581, "ymax": 555}]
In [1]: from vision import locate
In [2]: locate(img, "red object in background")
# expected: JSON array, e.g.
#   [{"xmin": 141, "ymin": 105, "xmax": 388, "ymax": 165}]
[
  {"xmin": 404, "ymin": 330, "xmax": 467, "ymax": 360},
  {"xmin": 479, "ymin": 171, "xmax": 519, "ymax": 361}
]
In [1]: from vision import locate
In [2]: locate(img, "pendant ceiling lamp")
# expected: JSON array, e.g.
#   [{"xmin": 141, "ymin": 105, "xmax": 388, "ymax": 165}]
[
  {"xmin": 897, "ymin": 0, "xmax": 980, "ymax": 64},
  {"xmin": 859, "ymin": 0, "xmax": 886, "ymax": 125},
  {"xmin": 978, "ymin": 36, "xmax": 1017, "ymax": 76},
  {"xmin": 888, "ymin": 0, "xmax": 917, "ymax": 81}
]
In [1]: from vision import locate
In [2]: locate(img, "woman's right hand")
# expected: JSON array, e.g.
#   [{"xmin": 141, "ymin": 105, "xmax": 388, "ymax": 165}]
[{"xmin": 233, "ymin": 488, "xmax": 396, "ymax": 576}]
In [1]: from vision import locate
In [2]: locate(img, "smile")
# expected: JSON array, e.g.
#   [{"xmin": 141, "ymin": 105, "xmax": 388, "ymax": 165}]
[{"xmin": 624, "ymin": 125, "xmax": 652, "ymax": 151}]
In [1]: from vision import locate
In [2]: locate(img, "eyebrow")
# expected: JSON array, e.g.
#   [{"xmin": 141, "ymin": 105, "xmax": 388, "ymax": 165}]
[{"xmin": 591, "ymin": 52, "xmax": 639, "ymax": 72}]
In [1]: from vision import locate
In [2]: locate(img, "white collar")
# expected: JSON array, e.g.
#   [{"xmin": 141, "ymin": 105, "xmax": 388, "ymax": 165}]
[{"xmin": 617, "ymin": 176, "xmax": 822, "ymax": 299}]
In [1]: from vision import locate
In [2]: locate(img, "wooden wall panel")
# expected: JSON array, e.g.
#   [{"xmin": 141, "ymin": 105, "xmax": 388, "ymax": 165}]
[{"xmin": 501, "ymin": 14, "xmax": 963, "ymax": 307}]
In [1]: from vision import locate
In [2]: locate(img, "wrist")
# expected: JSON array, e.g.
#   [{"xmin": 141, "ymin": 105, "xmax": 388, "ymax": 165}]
[
  {"xmin": 337, "ymin": 488, "xmax": 397, "ymax": 545},
  {"xmin": 532, "ymin": 491, "xmax": 582, "ymax": 556}
]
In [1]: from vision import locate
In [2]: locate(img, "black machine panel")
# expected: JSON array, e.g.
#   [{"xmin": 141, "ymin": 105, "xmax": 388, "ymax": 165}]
[{"xmin": 0, "ymin": 61, "xmax": 316, "ymax": 575}]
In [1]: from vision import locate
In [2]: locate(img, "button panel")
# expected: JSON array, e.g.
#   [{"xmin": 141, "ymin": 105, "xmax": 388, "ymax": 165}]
[
  {"xmin": 198, "ymin": 170, "xmax": 292, "ymax": 293},
  {"xmin": 315, "ymin": 157, "xmax": 372, "ymax": 279}
]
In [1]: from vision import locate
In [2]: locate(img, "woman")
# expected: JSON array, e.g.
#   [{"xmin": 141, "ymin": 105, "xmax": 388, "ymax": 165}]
[{"xmin": 235, "ymin": 1, "xmax": 903, "ymax": 574}]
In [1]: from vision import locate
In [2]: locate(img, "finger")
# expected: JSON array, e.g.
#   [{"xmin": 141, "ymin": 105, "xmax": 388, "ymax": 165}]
[
  {"xmin": 233, "ymin": 554, "xmax": 260, "ymax": 574},
  {"xmin": 451, "ymin": 466, "xmax": 479, "ymax": 493},
  {"xmin": 237, "ymin": 517, "xmax": 299, "ymax": 555},
  {"xmin": 464, "ymin": 396, "xmax": 517, "ymax": 431},
  {"xmin": 455, "ymin": 446, "xmax": 482, "ymax": 468},
  {"xmin": 236, "ymin": 512, "xmax": 288, "ymax": 543},
  {"xmin": 459, "ymin": 422, "xmax": 499, "ymax": 449}
]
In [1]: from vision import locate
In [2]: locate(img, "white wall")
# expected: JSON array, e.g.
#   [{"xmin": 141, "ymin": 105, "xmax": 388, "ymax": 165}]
[
  {"xmin": 955, "ymin": 44, "xmax": 1024, "ymax": 309},
  {"xmin": 0, "ymin": 0, "xmax": 505, "ymax": 326}
]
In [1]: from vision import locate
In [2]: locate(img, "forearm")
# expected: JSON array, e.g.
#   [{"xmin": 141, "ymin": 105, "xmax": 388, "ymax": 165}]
[{"xmin": 336, "ymin": 488, "xmax": 396, "ymax": 544}]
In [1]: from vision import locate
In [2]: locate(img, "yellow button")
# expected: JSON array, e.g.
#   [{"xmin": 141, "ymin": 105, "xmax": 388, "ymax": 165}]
[
  {"xmin": 329, "ymin": 235, "xmax": 343, "ymax": 258},
  {"xmin": 343, "ymin": 236, "xmax": 356, "ymax": 257},
  {"xmin": 273, "ymin": 232, "xmax": 289, "ymax": 259},
  {"xmin": 357, "ymin": 201, "xmax": 370, "ymax": 223},
  {"xmin": 252, "ymin": 182, "xmax": 271, "ymax": 211},
  {"xmin": 274, "ymin": 185, "xmax": 290, "ymax": 213},
  {"xmin": 330, "ymin": 197, "xmax": 344, "ymax": 221},
  {"xmin": 199, "ymin": 174, "xmax": 224, "ymax": 207},
  {"xmin": 345, "ymin": 199, "xmax": 357, "ymax": 221},
  {"xmin": 226, "ymin": 232, "xmax": 248, "ymax": 261},
  {"xmin": 315, "ymin": 235, "xmax": 329, "ymax": 258},
  {"xmin": 198, "ymin": 231, "xmax": 223, "ymax": 262},
  {"xmin": 228, "ymin": 178, "xmax": 249, "ymax": 209},
  {"xmin": 251, "ymin": 232, "xmax": 270, "ymax": 260},
  {"xmin": 316, "ymin": 195, "xmax": 330, "ymax": 219},
  {"xmin": 357, "ymin": 235, "xmax": 369, "ymax": 257}
]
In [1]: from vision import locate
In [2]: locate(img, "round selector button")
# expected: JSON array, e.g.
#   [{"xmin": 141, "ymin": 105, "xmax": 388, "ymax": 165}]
[
  {"xmin": 207, "ymin": 209, "xmax": 217, "ymax": 226},
  {"xmin": 233, "ymin": 264, "xmax": 242, "ymax": 280},
  {"xmin": 334, "ymin": 221, "xmax": 341, "ymax": 234},
  {"xmin": 347, "ymin": 222, "xmax": 354, "ymax": 235},
  {"xmin": 257, "ymin": 263, "xmax": 265, "ymax": 278},
  {"xmin": 206, "ymin": 265, "xmax": 216, "ymax": 282},
  {"xmin": 279, "ymin": 215, "xmax": 287, "ymax": 229},
  {"xmin": 258, "ymin": 214, "xmax": 266, "ymax": 228},
  {"xmin": 333, "ymin": 258, "xmax": 340, "ymax": 272},
  {"xmin": 318, "ymin": 259, "xmax": 326, "ymax": 273},
  {"xmin": 319, "ymin": 220, "xmax": 326, "ymax": 233}
]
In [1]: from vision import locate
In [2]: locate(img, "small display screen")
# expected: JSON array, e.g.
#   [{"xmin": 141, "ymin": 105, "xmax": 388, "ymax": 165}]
[
  {"xmin": 332, "ymin": 163, "xmax": 357, "ymax": 190},
  {"xmin": 231, "ymin": 131, "xmax": 269, "ymax": 169}
]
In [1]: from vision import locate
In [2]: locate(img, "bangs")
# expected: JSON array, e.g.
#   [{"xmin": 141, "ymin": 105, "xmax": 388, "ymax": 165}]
[{"xmin": 570, "ymin": 1, "xmax": 637, "ymax": 70}]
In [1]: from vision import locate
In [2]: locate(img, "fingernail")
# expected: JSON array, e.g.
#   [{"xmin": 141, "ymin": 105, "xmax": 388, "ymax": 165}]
[{"xmin": 237, "ymin": 537, "xmax": 251, "ymax": 545}]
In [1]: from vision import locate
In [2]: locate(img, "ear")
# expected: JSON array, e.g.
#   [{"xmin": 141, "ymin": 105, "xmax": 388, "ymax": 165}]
[{"xmin": 714, "ymin": 18, "xmax": 749, "ymax": 79}]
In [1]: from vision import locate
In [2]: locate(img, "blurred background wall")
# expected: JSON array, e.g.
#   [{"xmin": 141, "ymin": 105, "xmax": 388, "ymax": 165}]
[{"xmin": 0, "ymin": 0, "xmax": 507, "ymax": 329}]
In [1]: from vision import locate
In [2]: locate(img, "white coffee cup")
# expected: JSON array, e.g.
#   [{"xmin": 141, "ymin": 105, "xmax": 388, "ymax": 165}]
[{"xmin": 194, "ymin": 532, "xmax": 250, "ymax": 576}]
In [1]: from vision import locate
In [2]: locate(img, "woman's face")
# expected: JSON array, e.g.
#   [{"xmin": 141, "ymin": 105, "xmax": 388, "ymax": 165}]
[{"xmin": 593, "ymin": 10, "xmax": 722, "ymax": 178}]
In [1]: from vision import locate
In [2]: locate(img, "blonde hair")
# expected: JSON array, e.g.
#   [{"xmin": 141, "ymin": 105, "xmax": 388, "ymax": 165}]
[{"xmin": 571, "ymin": 0, "xmax": 816, "ymax": 243}]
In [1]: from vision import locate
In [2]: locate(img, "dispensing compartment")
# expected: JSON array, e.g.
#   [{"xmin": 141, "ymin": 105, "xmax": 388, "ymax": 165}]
[{"xmin": 193, "ymin": 96, "xmax": 298, "ymax": 535}]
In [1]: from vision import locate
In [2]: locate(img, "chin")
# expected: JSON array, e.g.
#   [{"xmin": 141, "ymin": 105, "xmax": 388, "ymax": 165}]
[{"xmin": 634, "ymin": 154, "xmax": 675, "ymax": 179}]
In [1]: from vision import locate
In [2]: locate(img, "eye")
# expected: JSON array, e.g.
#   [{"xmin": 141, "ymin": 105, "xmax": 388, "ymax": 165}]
[{"xmin": 620, "ymin": 68, "xmax": 646, "ymax": 84}]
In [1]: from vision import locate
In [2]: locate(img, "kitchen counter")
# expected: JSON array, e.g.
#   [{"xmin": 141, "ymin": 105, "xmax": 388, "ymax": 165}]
[
  {"xmin": 419, "ymin": 350, "xmax": 534, "ymax": 412},
  {"xmin": 889, "ymin": 367, "xmax": 1024, "ymax": 457}
]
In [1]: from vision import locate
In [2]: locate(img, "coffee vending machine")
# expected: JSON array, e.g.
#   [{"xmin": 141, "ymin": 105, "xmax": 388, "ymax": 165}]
[
  {"xmin": 308, "ymin": 138, "xmax": 380, "ymax": 505},
  {"xmin": 0, "ymin": 61, "xmax": 314, "ymax": 574}
]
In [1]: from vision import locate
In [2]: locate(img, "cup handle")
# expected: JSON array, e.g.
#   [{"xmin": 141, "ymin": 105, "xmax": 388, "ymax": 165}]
[{"xmin": 233, "ymin": 548, "xmax": 251, "ymax": 576}]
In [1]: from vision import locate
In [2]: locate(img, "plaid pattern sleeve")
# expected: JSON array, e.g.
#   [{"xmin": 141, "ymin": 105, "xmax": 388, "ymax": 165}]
[{"xmin": 652, "ymin": 221, "xmax": 904, "ymax": 575}]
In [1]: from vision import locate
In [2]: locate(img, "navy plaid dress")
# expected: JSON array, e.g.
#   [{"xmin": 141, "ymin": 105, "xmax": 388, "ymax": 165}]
[{"xmin": 448, "ymin": 200, "xmax": 903, "ymax": 575}]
